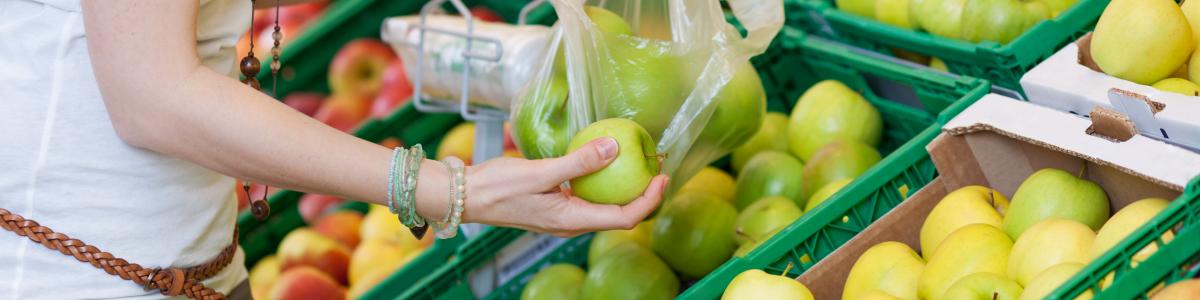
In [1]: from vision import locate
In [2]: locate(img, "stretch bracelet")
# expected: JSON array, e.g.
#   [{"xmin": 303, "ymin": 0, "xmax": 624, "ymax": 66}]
[
  {"xmin": 400, "ymin": 144, "xmax": 428, "ymax": 238},
  {"xmin": 386, "ymin": 147, "xmax": 404, "ymax": 216},
  {"xmin": 431, "ymin": 156, "xmax": 466, "ymax": 239}
]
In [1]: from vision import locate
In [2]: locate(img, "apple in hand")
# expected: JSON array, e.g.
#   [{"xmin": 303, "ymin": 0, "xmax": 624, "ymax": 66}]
[
  {"xmin": 735, "ymin": 196, "xmax": 802, "ymax": 245},
  {"xmin": 521, "ymin": 264, "xmax": 585, "ymax": 300},
  {"xmin": 920, "ymin": 185, "xmax": 1009, "ymax": 259},
  {"xmin": 843, "ymin": 241, "xmax": 925, "ymax": 300},
  {"xmin": 722, "ymin": 269, "xmax": 814, "ymax": 300},
  {"xmin": 941, "ymin": 272, "xmax": 1023, "ymax": 300},
  {"xmin": 1002, "ymin": 168, "xmax": 1109, "ymax": 239},
  {"xmin": 512, "ymin": 76, "xmax": 571, "ymax": 159},
  {"xmin": 314, "ymin": 94, "xmax": 370, "ymax": 132},
  {"xmin": 283, "ymin": 92, "xmax": 325, "ymax": 117},
  {"xmin": 567, "ymin": 118, "xmax": 659, "ymax": 205},
  {"xmin": 371, "ymin": 59, "xmax": 413, "ymax": 118},
  {"xmin": 328, "ymin": 39, "xmax": 398, "ymax": 97}
]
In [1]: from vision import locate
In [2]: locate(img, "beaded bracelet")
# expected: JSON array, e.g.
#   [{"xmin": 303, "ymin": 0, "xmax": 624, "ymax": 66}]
[
  {"xmin": 387, "ymin": 145, "xmax": 428, "ymax": 239},
  {"xmin": 386, "ymin": 147, "xmax": 405, "ymax": 216},
  {"xmin": 431, "ymin": 156, "xmax": 466, "ymax": 239}
]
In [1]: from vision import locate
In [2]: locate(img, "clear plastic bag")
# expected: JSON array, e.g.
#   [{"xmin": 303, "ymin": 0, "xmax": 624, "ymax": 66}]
[{"xmin": 511, "ymin": 0, "xmax": 783, "ymax": 192}]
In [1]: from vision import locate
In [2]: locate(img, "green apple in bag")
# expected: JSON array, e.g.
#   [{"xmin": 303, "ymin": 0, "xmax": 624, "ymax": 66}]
[
  {"xmin": 697, "ymin": 61, "xmax": 767, "ymax": 152},
  {"xmin": 599, "ymin": 38, "xmax": 686, "ymax": 141},
  {"xmin": 513, "ymin": 76, "xmax": 571, "ymax": 159}
]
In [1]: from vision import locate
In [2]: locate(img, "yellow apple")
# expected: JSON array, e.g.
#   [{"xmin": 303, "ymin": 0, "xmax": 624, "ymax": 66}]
[
  {"xmin": 920, "ymin": 185, "xmax": 1009, "ymax": 259},
  {"xmin": 680, "ymin": 166, "xmax": 737, "ymax": 203},
  {"xmin": 1008, "ymin": 219, "xmax": 1095, "ymax": 286},
  {"xmin": 723, "ymin": 269, "xmax": 814, "ymax": 300},
  {"xmin": 437, "ymin": 122, "xmax": 476, "ymax": 164},
  {"xmin": 361, "ymin": 204, "xmax": 433, "ymax": 251},
  {"xmin": 941, "ymin": 272, "xmax": 1023, "ymax": 300},
  {"xmin": 857, "ymin": 290, "xmax": 902, "ymax": 300},
  {"xmin": 1152, "ymin": 279, "xmax": 1200, "ymax": 299},
  {"xmin": 1091, "ymin": 0, "xmax": 1194, "ymax": 85},
  {"xmin": 1091, "ymin": 198, "xmax": 1172, "ymax": 263},
  {"xmin": 919, "ymin": 224, "xmax": 1013, "ymax": 300},
  {"xmin": 843, "ymin": 241, "xmax": 925, "ymax": 300},
  {"xmin": 1019, "ymin": 263, "xmax": 1090, "ymax": 300},
  {"xmin": 349, "ymin": 239, "xmax": 415, "ymax": 285},
  {"xmin": 587, "ymin": 219, "xmax": 655, "ymax": 266}
]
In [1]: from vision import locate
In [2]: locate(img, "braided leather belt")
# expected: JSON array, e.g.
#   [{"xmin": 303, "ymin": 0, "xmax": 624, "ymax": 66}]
[{"xmin": 0, "ymin": 208, "xmax": 237, "ymax": 299}]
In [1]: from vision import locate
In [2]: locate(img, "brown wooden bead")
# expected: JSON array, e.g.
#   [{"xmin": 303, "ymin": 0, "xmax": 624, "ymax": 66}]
[
  {"xmin": 240, "ymin": 56, "xmax": 261, "ymax": 77},
  {"xmin": 241, "ymin": 77, "xmax": 260, "ymax": 90}
]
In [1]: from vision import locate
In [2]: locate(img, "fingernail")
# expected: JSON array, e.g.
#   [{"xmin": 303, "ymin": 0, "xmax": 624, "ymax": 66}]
[{"xmin": 597, "ymin": 137, "xmax": 618, "ymax": 160}]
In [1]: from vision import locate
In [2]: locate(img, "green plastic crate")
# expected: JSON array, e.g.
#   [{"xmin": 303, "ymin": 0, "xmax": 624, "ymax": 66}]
[
  {"xmin": 799, "ymin": 0, "xmax": 1106, "ymax": 94},
  {"xmin": 1050, "ymin": 176, "xmax": 1200, "ymax": 300},
  {"xmin": 391, "ymin": 27, "xmax": 990, "ymax": 300}
]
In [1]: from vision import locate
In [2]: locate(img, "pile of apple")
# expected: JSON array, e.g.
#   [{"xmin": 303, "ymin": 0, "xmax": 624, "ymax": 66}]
[
  {"xmin": 247, "ymin": 204, "xmax": 435, "ymax": 300},
  {"xmin": 837, "ymin": 0, "xmax": 1077, "ymax": 44},
  {"xmin": 738, "ymin": 167, "xmax": 1174, "ymax": 300},
  {"xmin": 1087, "ymin": 0, "xmax": 1200, "ymax": 97},
  {"xmin": 518, "ymin": 78, "xmax": 889, "ymax": 299}
]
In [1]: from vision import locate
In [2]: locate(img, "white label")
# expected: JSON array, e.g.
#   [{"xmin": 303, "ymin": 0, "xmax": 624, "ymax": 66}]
[{"xmin": 467, "ymin": 233, "xmax": 565, "ymax": 298}]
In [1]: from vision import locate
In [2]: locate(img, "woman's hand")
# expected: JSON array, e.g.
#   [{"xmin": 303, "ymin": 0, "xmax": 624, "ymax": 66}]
[{"xmin": 462, "ymin": 138, "xmax": 669, "ymax": 237}]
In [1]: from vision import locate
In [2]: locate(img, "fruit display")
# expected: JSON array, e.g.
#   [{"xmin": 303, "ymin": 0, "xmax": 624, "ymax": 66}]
[
  {"xmin": 834, "ymin": 0, "xmax": 1074, "ymax": 44},
  {"xmin": 796, "ymin": 167, "xmax": 1182, "ymax": 300},
  {"xmin": 249, "ymin": 204, "xmax": 434, "ymax": 299},
  {"xmin": 1079, "ymin": 0, "xmax": 1200, "ymax": 97}
]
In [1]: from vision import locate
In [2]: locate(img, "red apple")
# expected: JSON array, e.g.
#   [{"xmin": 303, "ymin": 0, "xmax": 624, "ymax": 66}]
[
  {"xmin": 370, "ymin": 60, "xmax": 413, "ymax": 118},
  {"xmin": 470, "ymin": 6, "xmax": 504, "ymax": 23},
  {"xmin": 328, "ymin": 39, "xmax": 398, "ymax": 98},
  {"xmin": 379, "ymin": 137, "xmax": 404, "ymax": 149},
  {"xmin": 299, "ymin": 194, "xmax": 343, "ymax": 224},
  {"xmin": 314, "ymin": 94, "xmax": 370, "ymax": 132},
  {"xmin": 283, "ymin": 92, "xmax": 325, "ymax": 116}
]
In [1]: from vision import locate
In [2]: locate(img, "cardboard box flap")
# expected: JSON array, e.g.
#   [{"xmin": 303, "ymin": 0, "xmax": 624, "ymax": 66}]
[{"xmin": 940, "ymin": 94, "xmax": 1200, "ymax": 191}]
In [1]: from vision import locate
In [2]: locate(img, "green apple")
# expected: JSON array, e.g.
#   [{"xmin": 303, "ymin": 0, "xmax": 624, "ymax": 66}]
[
  {"xmin": 1024, "ymin": 0, "xmax": 1052, "ymax": 20},
  {"xmin": 843, "ymin": 241, "xmax": 925, "ymax": 300},
  {"xmin": 1091, "ymin": 0, "xmax": 1194, "ymax": 85},
  {"xmin": 731, "ymin": 112, "xmax": 790, "ymax": 172},
  {"xmin": 1153, "ymin": 77, "xmax": 1200, "ymax": 97},
  {"xmin": 734, "ymin": 227, "xmax": 784, "ymax": 257},
  {"xmin": 582, "ymin": 243, "xmax": 679, "ymax": 300},
  {"xmin": 960, "ymin": 0, "xmax": 1032, "ymax": 44},
  {"xmin": 554, "ymin": 6, "xmax": 634, "ymax": 75},
  {"xmin": 1018, "ymin": 263, "xmax": 1086, "ymax": 300},
  {"xmin": 876, "ymin": 0, "xmax": 917, "ymax": 29},
  {"xmin": 1091, "ymin": 198, "xmax": 1172, "ymax": 262},
  {"xmin": 1151, "ymin": 279, "xmax": 1200, "ymax": 299},
  {"xmin": 521, "ymin": 263, "xmax": 585, "ymax": 300},
  {"xmin": 839, "ymin": 0, "xmax": 879, "ymax": 19},
  {"xmin": 679, "ymin": 166, "xmax": 737, "ymax": 203},
  {"xmin": 513, "ymin": 76, "xmax": 570, "ymax": 159},
  {"xmin": 919, "ymin": 185, "xmax": 1009, "ymax": 259},
  {"xmin": 941, "ymin": 272, "xmax": 1023, "ymax": 300},
  {"xmin": 1189, "ymin": 49, "xmax": 1200, "ymax": 87},
  {"xmin": 1003, "ymin": 168, "xmax": 1109, "ymax": 238},
  {"xmin": 1008, "ymin": 219, "xmax": 1094, "ymax": 286},
  {"xmin": 650, "ymin": 192, "xmax": 738, "ymax": 278},
  {"xmin": 588, "ymin": 219, "xmax": 655, "ymax": 266},
  {"xmin": 804, "ymin": 178, "xmax": 854, "ymax": 212},
  {"xmin": 801, "ymin": 141, "xmax": 881, "ymax": 202},
  {"xmin": 858, "ymin": 290, "xmax": 903, "ymax": 300},
  {"xmin": 566, "ymin": 118, "xmax": 659, "ymax": 205},
  {"xmin": 787, "ymin": 80, "xmax": 882, "ymax": 162},
  {"xmin": 735, "ymin": 196, "xmax": 803, "ymax": 245},
  {"xmin": 723, "ymin": 269, "xmax": 815, "ymax": 300},
  {"xmin": 699, "ymin": 61, "xmax": 768, "ymax": 152},
  {"xmin": 599, "ymin": 39, "xmax": 685, "ymax": 141},
  {"xmin": 912, "ymin": 0, "xmax": 968, "ymax": 39},
  {"xmin": 734, "ymin": 151, "xmax": 806, "ymax": 210},
  {"xmin": 918, "ymin": 224, "xmax": 1013, "ymax": 300}
]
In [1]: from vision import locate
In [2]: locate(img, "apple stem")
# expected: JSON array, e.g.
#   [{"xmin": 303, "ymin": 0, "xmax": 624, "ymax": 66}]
[
  {"xmin": 782, "ymin": 262, "xmax": 794, "ymax": 278},
  {"xmin": 992, "ymin": 292, "xmax": 999, "ymax": 300},
  {"xmin": 1078, "ymin": 161, "xmax": 1088, "ymax": 178}
]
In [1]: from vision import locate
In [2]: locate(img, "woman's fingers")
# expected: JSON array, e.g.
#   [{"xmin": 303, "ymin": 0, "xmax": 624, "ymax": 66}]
[
  {"xmin": 559, "ymin": 175, "xmax": 669, "ymax": 233},
  {"xmin": 539, "ymin": 137, "xmax": 618, "ymax": 186}
]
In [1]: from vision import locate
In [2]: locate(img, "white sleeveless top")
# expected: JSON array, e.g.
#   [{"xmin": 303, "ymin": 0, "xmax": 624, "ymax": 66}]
[{"xmin": 0, "ymin": 0, "xmax": 249, "ymax": 299}]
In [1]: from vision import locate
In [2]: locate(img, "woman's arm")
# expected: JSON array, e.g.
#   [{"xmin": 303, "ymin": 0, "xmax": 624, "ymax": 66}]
[{"xmin": 81, "ymin": 0, "xmax": 665, "ymax": 236}]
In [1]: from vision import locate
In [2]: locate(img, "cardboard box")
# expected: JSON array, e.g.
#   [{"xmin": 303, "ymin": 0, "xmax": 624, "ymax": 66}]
[
  {"xmin": 1020, "ymin": 34, "xmax": 1200, "ymax": 152},
  {"xmin": 797, "ymin": 94, "xmax": 1200, "ymax": 299}
]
